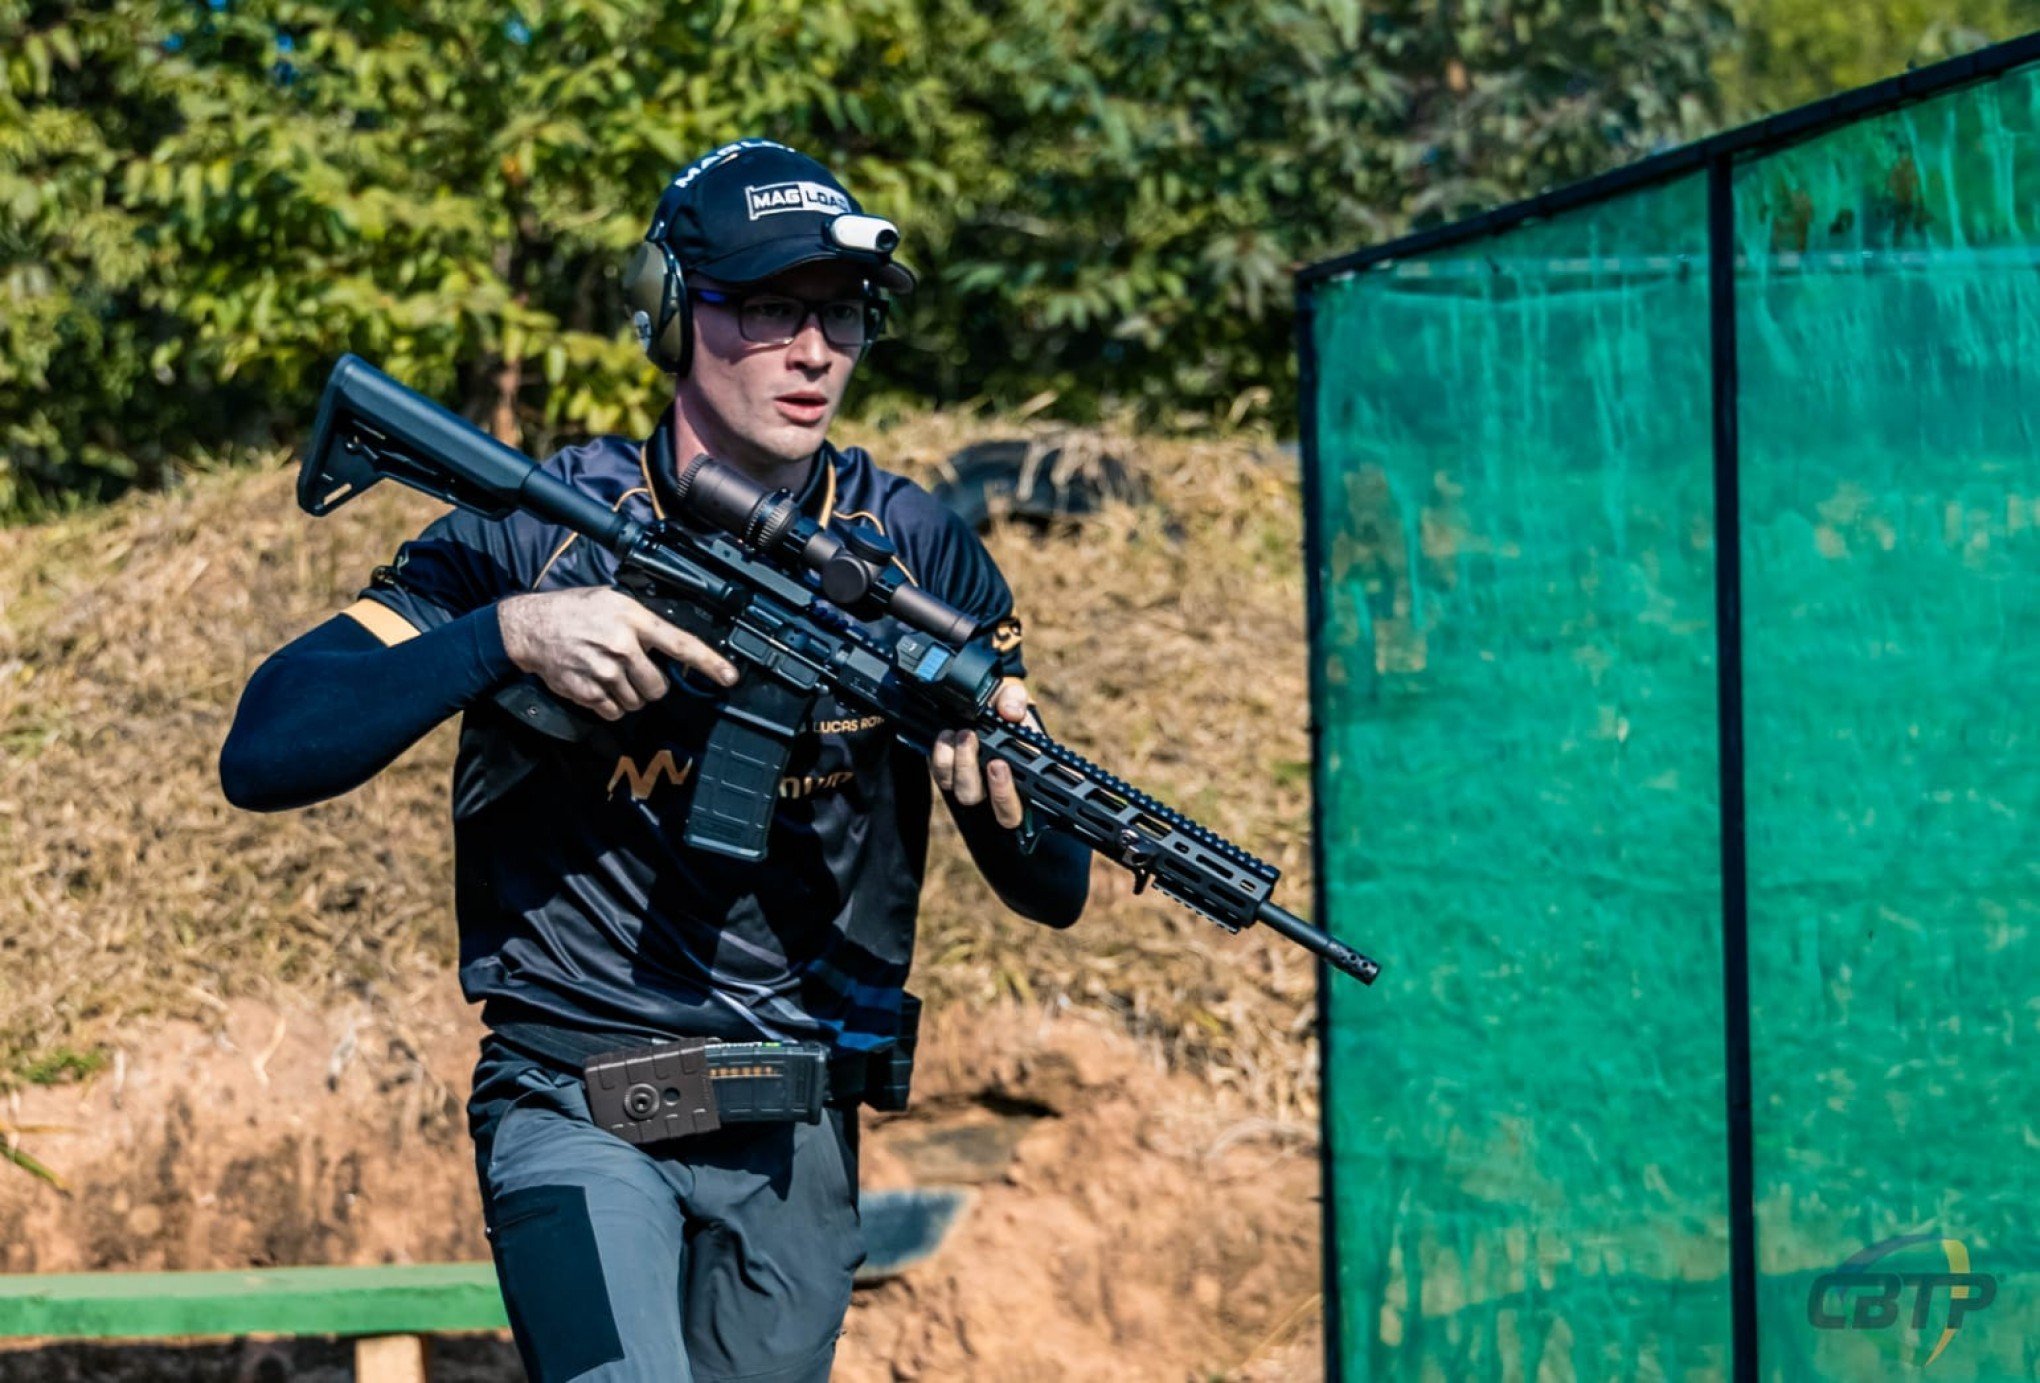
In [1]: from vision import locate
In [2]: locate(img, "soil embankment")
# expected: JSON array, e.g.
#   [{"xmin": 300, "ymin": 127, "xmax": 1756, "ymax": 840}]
[
  {"xmin": 0, "ymin": 417, "xmax": 1329, "ymax": 1378},
  {"xmin": 0, "ymin": 993, "xmax": 1322, "ymax": 1380}
]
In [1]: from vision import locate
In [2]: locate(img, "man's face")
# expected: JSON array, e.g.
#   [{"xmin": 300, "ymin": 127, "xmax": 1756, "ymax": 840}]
[{"xmin": 676, "ymin": 261, "xmax": 868, "ymax": 472}]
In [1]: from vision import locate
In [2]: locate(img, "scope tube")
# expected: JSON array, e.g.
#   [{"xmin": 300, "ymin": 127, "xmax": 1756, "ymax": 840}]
[{"xmin": 672, "ymin": 452, "xmax": 979, "ymax": 645}]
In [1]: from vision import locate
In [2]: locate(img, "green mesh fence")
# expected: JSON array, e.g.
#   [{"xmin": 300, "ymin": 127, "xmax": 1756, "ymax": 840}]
[
  {"xmin": 1306, "ymin": 48, "xmax": 2040, "ymax": 1383},
  {"xmin": 1308, "ymin": 177, "xmax": 1731, "ymax": 1381},
  {"xmin": 1736, "ymin": 67, "xmax": 2040, "ymax": 1383}
]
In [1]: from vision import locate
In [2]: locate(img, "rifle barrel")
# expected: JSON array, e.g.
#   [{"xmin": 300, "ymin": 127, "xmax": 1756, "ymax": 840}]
[{"xmin": 1256, "ymin": 902, "xmax": 1381, "ymax": 984}]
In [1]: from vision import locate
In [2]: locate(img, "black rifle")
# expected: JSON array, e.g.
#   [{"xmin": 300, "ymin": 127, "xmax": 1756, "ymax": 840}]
[{"xmin": 298, "ymin": 355, "xmax": 1380, "ymax": 986}]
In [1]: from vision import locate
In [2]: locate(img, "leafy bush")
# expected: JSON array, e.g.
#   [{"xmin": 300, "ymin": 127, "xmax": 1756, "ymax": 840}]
[{"xmin": 2, "ymin": 0, "xmax": 1744, "ymax": 516}]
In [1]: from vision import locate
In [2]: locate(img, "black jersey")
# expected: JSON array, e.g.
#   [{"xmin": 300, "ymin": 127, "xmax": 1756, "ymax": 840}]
[{"xmin": 343, "ymin": 416, "xmax": 1027, "ymax": 1053}]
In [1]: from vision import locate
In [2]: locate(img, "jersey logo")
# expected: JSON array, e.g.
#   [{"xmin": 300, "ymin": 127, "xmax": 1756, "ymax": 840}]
[
  {"xmin": 989, "ymin": 615, "xmax": 1024, "ymax": 654},
  {"xmin": 607, "ymin": 749, "xmax": 859, "ymax": 804},
  {"xmin": 745, "ymin": 181, "xmax": 851, "ymax": 220},
  {"xmin": 607, "ymin": 749, "xmax": 695, "ymax": 801},
  {"xmin": 810, "ymin": 713, "xmax": 887, "ymax": 736}
]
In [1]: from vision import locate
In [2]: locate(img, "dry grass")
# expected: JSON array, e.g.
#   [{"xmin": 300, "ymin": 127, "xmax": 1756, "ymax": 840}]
[{"xmin": 0, "ymin": 409, "xmax": 1324, "ymax": 1118}]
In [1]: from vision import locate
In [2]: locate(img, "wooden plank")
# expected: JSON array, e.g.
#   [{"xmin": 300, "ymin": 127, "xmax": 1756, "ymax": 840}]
[
  {"xmin": 356, "ymin": 1333, "xmax": 430, "ymax": 1383},
  {"xmin": 0, "ymin": 1263, "xmax": 506, "ymax": 1341}
]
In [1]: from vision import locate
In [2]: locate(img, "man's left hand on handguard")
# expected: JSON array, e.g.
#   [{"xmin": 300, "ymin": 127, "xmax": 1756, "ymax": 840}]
[{"xmin": 930, "ymin": 680, "xmax": 1034, "ymax": 828}]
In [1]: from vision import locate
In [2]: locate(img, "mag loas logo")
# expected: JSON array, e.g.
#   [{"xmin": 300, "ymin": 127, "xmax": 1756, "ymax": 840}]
[
  {"xmin": 744, "ymin": 180, "xmax": 852, "ymax": 220},
  {"xmin": 1807, "ymin": 1233, "xmax": 1998, "ymax": 1368}
]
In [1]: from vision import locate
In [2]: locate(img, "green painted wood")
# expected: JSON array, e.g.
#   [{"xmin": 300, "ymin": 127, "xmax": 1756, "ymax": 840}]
[{"xmin": 0, "ymin": 1263, "xmax": 508, "ymax": 1340}]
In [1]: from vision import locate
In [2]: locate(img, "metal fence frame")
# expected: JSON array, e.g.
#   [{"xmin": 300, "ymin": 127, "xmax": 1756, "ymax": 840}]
[{"xmin": 1294, "ymin": 29, "xmax": 2040, "ymax": 1382}]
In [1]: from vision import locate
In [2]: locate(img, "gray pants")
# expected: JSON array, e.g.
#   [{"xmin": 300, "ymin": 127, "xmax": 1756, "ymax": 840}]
[{"xmin": 468, "ymin": 1038, "xmax": 864, "ymax": 1382}]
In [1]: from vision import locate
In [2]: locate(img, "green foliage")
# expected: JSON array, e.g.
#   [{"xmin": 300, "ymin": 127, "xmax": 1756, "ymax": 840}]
[
  {"xmin": 2, "ymin": 0, "xmax": 1736, "ymax": 516},
  {"xmin": 1, "ymin": 3, "xmax": 187, "ymax": 517},
  {"xmin": 928, "ymin": 0, "xmax": 1730, "ymax": 424},
  {"xmin": 19, "ymin": 1045, "xmax": 107, "ymax": 1085},
  {"xmin": 1721, "ymin": 0, "xmax": 2039, "ymax": 118}
]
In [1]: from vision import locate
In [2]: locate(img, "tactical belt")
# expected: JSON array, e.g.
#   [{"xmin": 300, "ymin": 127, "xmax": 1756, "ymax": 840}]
[{"xmin": 482, "ymin": 996, "xmax": 918, "ymax": 1150}]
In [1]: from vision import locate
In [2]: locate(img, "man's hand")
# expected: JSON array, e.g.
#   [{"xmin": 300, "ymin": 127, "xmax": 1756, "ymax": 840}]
[
  {"xmin": 931, "ymin": 680, "xmax": 1034, "ymax": 828},
  {"xmin": 495, "ymin": 587, "xmax": 739, "ymax": 721}
]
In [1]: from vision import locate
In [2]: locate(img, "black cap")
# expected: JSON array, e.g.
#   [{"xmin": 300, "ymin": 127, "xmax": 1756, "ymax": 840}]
[{"xmin": 646, "ymin": 139, "xmax": 916, "ymax": 294}]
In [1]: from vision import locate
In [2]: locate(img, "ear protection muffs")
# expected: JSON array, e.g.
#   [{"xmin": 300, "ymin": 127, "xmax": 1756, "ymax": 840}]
[
  {"xmin": 624, "ymin": 166, "xmax": 710, "ymax": 376},
  {"xmin": 628, "ymin": 141, "xmax": 911, "ymax": 377},
  {"xmin": 858, "ymin": 292, "xmax": 891, "ymax": 359},
  {"xmin": 627, "ymin": 246, "xmax": 892, "ymax": 377},
  {"xmin": 626, "ymin": 250, "xmax": 889, "ymax": 377},
  {"xmin": 623, "ymin": 236, "xmax": 692, "ymax": 376}
]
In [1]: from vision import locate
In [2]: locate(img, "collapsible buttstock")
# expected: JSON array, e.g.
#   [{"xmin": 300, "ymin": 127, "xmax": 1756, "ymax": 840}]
[
  {"xmin": 300, "ymin": 354, "xmax": 527, "ymax": 518},
  {"xmin": 298, "ymin": 355, "xmax": 638, "ymax": 550}
]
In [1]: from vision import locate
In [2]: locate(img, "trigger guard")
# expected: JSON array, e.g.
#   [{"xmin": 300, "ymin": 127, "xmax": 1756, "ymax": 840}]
[{"xmin": 661, "ymin": 655, "xmax": 732, "ymax": 701}]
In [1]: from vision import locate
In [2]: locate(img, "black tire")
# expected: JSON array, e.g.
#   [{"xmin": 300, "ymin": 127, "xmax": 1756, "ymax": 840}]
[{"xmin": 930, "ymin": 440, "xmax": 1145, "ymax": 533}]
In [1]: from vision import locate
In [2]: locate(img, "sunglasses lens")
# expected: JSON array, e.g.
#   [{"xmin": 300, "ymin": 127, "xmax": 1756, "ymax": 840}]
[{"xmin": 736, "ymin": 297, "xmax": 870, "ymax": 348}]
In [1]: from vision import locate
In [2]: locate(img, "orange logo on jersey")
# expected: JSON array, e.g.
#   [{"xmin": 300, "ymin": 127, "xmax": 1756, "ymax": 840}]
[
  {"xmin": 607, "ymin": 749, "xmax": 695, "ymax": 801},
  {"xmin": 607, "ymin": 750, "xmax": 858, "ymax": 804}
]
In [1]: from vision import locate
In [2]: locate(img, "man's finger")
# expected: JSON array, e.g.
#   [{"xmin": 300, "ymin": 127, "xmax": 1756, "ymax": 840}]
[
  {"xmin": 951, "ymin": 731, "xmax": 983, "ymax": 806},
  {"xmin": 987, "ymin": 758, "xmax": 1024, "ymax": 829},
  {"xmin": 931, "ymin": 730, "xmax": 956, "ymax": 793},
  {"xmin": 994, "ymin": 680, "xmax": 1029, "ymax": 723},
  {"xmin": 563, "ymin": 674, "xmax": 624, "ymax": 721},
  {"xmin": 597, "ymin": 665, "xmax": 645, "ymax": 713},
  {"xmin": 635, "ymin": 611, "xmax": 740, "ymax": 686},
  {"xmin": 618, "ymin": 648, "xmax": 669, "ymax": 705}
]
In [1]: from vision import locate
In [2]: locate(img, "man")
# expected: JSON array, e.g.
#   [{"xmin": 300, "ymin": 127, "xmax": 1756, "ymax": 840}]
[{"xmin": 220, "ymin": 138, "xmax": 1090, "ymax": 1381}]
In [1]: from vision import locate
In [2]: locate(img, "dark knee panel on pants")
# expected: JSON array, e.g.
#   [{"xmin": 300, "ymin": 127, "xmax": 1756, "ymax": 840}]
[{"xmin": 492, "ymin": 1183, "xmax": 626, "ymax": 1380}]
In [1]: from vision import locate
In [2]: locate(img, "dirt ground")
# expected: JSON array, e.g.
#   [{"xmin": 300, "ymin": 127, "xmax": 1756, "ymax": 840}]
[{"xmin": 0, "ymin": 989, "xmax": 1324, "ymax": 1381}]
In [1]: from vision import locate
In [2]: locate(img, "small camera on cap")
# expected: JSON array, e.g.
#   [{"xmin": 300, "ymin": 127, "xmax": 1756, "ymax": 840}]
[{"xmin": 828, "ymin": 214, "xmax": 900, "ymax": 257}]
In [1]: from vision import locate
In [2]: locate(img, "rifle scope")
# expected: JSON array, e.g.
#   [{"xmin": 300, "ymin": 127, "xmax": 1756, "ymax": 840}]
[{"xmin": 671, "ymin": 452, "xmax": 979, "ymax": 647}]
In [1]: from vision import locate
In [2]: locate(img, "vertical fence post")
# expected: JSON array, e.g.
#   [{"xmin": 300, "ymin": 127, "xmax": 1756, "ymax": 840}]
[
  {"xmin": 1708, "ymin": 152, "xmax": 1759, "ymax": 1383},
  {"xmin": 1296, "ymin": 280, "xmax": 1347, "ymax": 1382}
]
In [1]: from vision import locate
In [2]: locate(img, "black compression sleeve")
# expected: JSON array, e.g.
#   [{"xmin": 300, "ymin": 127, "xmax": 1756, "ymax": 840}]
[
  {"xmin": 219, "ymin": 605, "xmax": 518, "ymax": 812},
  {"xmin": 946, "ymin": 796, "xmax": 1092, "ymax": 929}
]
